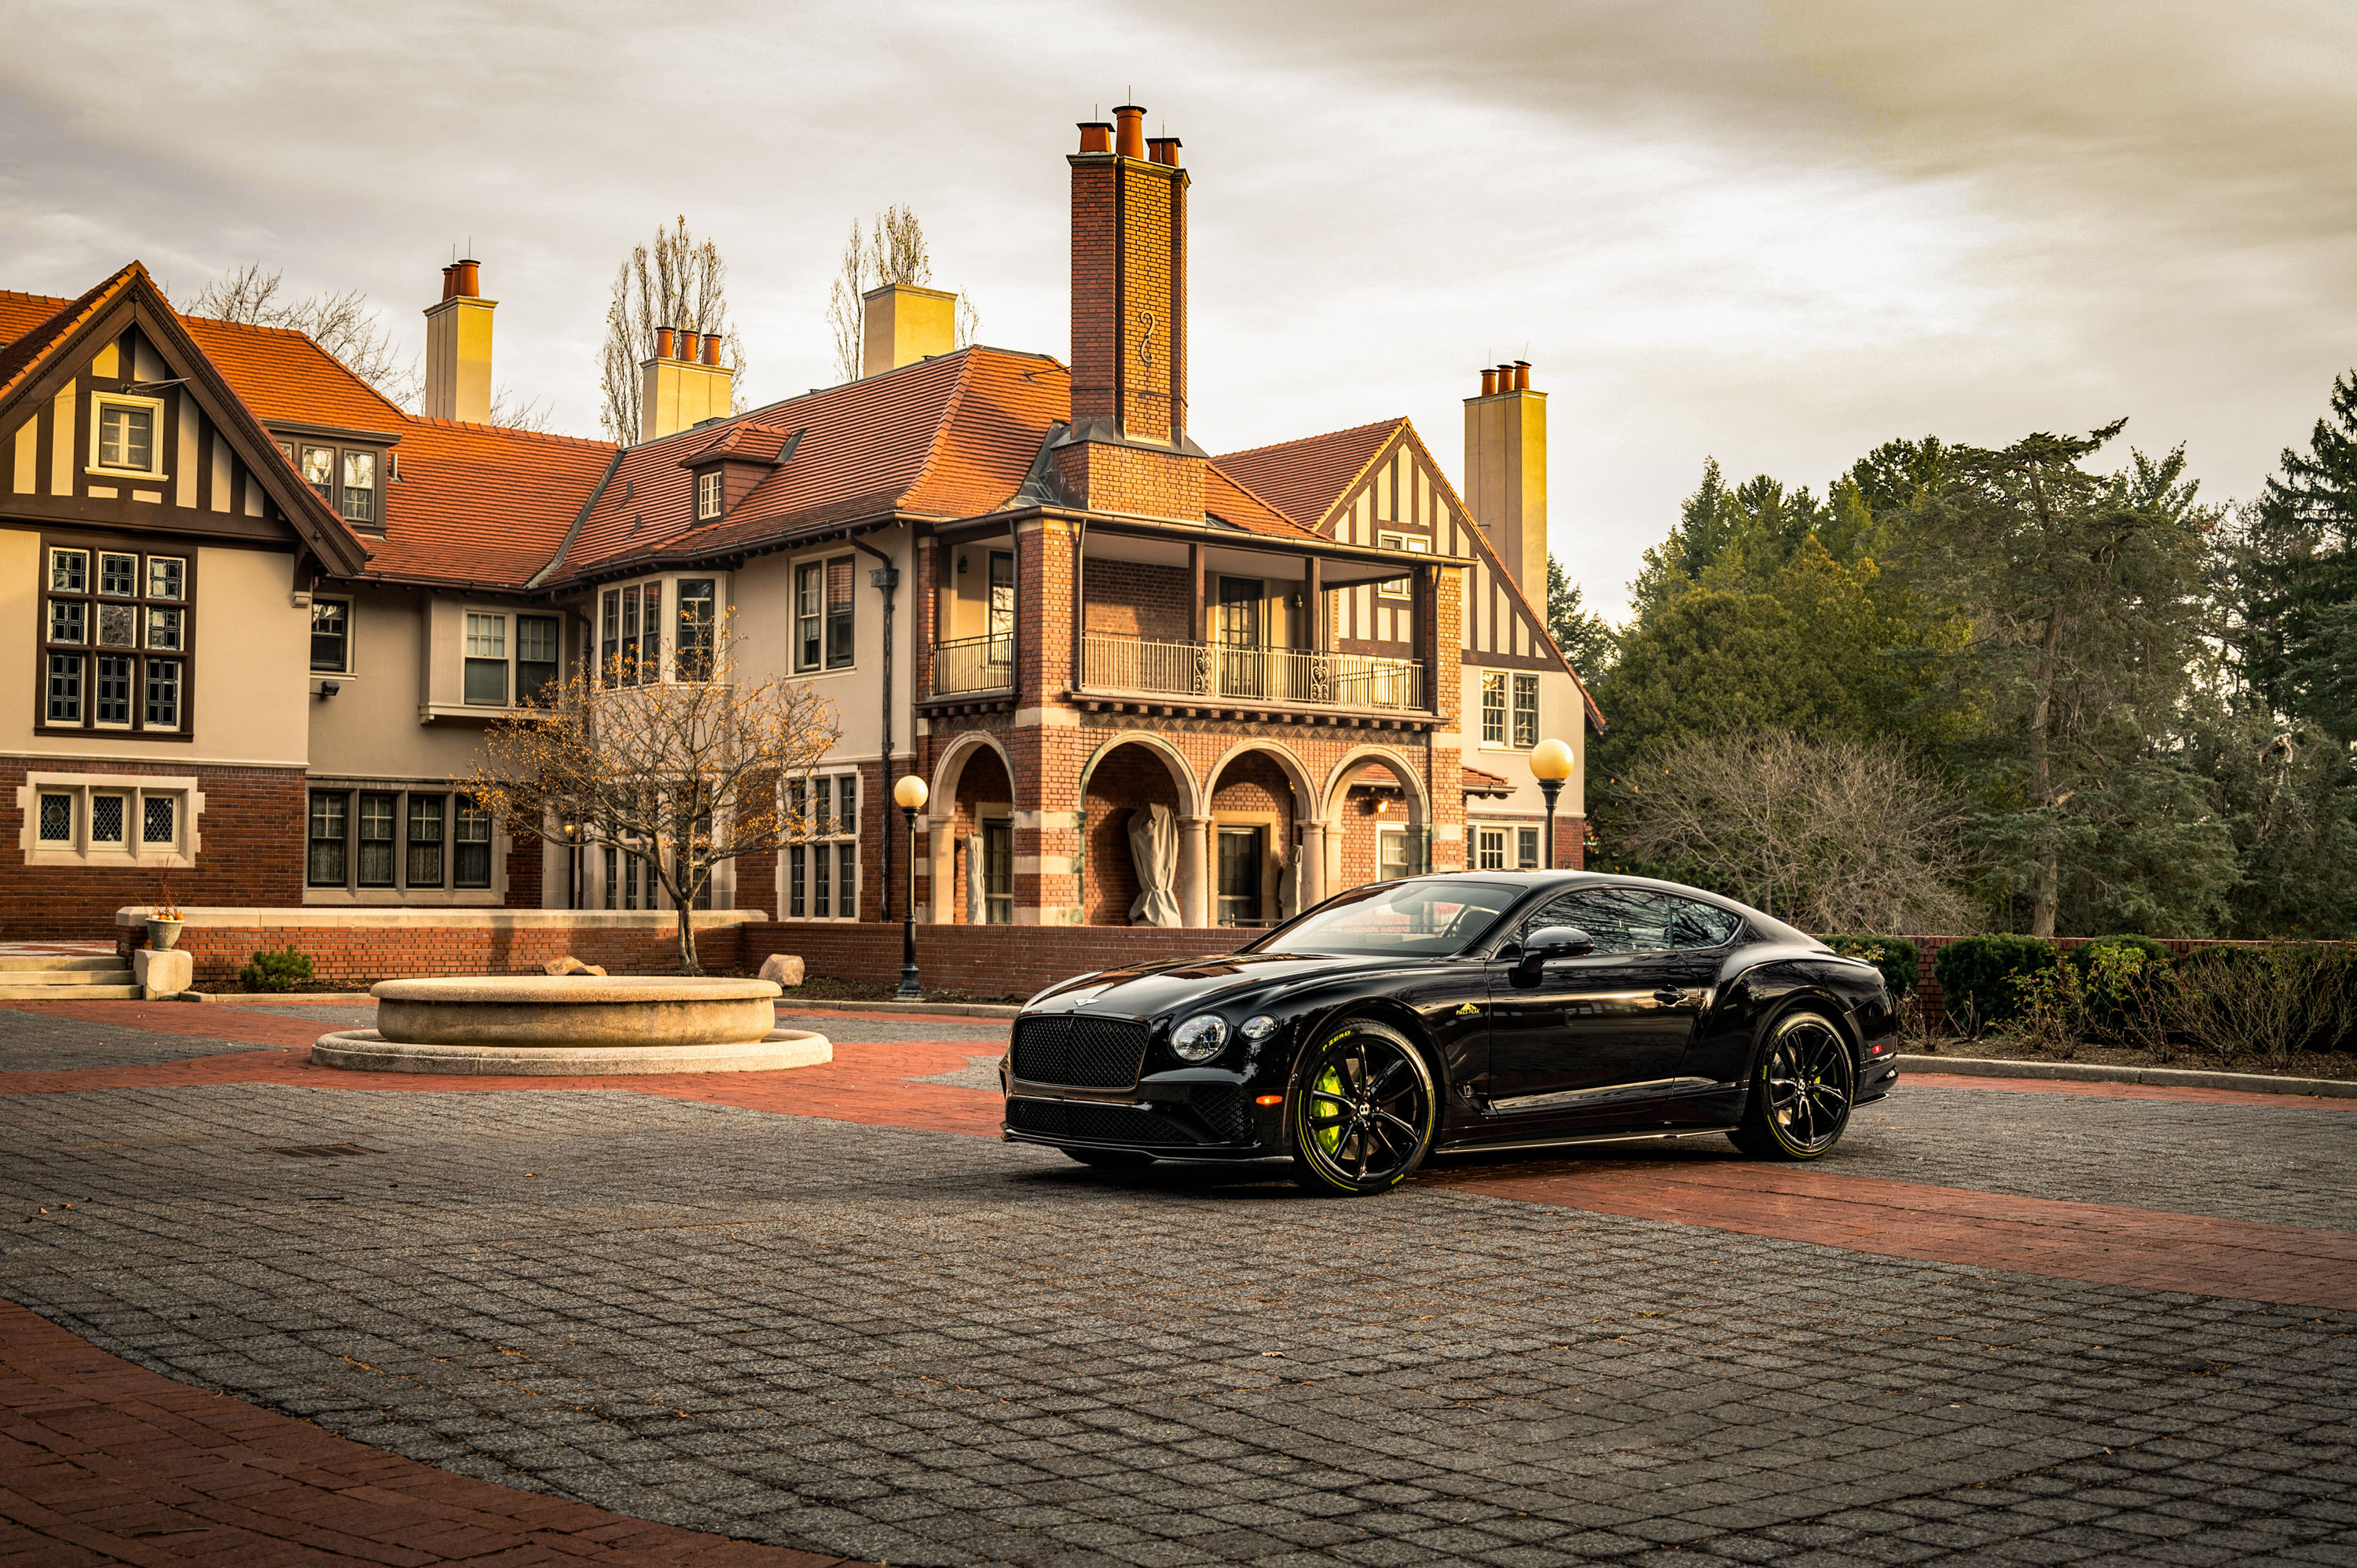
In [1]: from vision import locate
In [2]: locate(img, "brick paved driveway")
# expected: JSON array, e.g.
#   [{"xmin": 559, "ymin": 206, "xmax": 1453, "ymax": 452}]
[{"xmin": 2, "ymin": 1002, "xmax": 2353, "ymax": 1567}]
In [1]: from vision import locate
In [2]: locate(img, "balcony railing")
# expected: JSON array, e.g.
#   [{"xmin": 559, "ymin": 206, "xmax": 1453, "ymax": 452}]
[
  {"xmin": 932, "ymin": 634, "xmax": 1013, "ymax": 696},
  {"xmin": 1081, "ymin": 633, "xmax": 1424, "ymax": 712}
]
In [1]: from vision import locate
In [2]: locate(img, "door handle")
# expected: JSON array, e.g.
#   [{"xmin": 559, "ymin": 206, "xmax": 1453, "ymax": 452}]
[{"xmin": 1652, "ymin": 987, "xmax": 1684, "ymax": 1006}]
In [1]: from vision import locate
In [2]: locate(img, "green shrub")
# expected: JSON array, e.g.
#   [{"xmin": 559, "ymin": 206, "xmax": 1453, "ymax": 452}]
[
  {"xmin": 2066, "ymin": 936, "xmax": 2172, "ymax": 1035},
  {"xmin": 240, "ymin": 946, "xmax": 315, "ymax": 993},
  {"xmin": 2168, "ymin": 943, "xmax": 2356, "ymax": 1061},
  {"xmin": 1822, "ymin": 935, "xmax": 1920, "ymax": 1003},
  {"xmin": 1932, "ymin": 934, "xmax": 2059, "ymax": 1035}
]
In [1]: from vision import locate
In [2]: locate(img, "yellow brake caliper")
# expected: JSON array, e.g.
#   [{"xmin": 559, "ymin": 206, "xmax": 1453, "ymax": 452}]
[{"xmin": 1312, "ymin": 1064, "xmax": 1346, "ymax": 1153}]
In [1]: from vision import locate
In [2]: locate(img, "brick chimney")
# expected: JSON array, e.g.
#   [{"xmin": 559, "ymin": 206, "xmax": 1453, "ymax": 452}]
[
  {"xmin": 1463, "ymin": 361, "xmax": 1547, "ymax": 606},
  {"xmin": 640, "ymin": 324, "xmax": 735, "ymax": 441},
  {"xmin": 1051, "ymin": 103, "xmax": 1205, "ymax": 522},
  {"xmin": 861, "ymin": 282, "xmax": 957, "ymax": 376},
  {"xmin": 421, "ymin": 258, "xmax": 494, "ymax": 423}
]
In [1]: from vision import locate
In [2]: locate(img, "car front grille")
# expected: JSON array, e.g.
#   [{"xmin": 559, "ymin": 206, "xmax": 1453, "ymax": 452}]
[
  {"xmin": 1009, "ymin": 1015, "xmax": 1149, "ymax": 1089},
  {"xmin": 1005, "ymin": 1097, "xmax": 1197, "ymax": 1145},
  {"xmin": 1193, "ymin": 1085, "xmax": 1252, "ymax": 1142}
]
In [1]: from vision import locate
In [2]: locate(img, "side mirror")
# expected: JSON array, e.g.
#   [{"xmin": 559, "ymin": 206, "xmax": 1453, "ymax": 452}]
[{"xmin": 1513, "ymin": 926, "xmax": 1595, "ymax": 978}]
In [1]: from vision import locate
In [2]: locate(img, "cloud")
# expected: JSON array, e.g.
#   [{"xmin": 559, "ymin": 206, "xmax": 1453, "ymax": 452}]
[{"xmin": 2, "ymin": 0, "xmax": 2348, "ymax": 618}]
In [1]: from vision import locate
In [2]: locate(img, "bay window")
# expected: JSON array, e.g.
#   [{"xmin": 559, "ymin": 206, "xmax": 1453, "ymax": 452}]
[{"xmin": 463, "ymin": 613, "xmax": 508, "ymax": 705}]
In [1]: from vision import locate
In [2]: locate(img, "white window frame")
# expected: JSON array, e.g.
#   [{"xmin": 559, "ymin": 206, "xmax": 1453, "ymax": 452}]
[
  {"xmin": 1475, "ymin": 825, "xmax": 1508, "ymax": 870},
  {"xmin": 785, "ymin": 770, "xmax": 861, "ymax": 921},
  {"xmin": 1479, "ymin": 671, "xmax": 1507, "ymax": 746},
  {"xmin": 463, "ymin": 611, "xmax": 509, "ymax": 706},
  {"xmin": 310, "ymin": 596, "xmax": 355, "ymax": 676},
  {"xmin": 17, "ymin": 771, "xmax": 202, "ymax": 870},
  {"xmin": 87, "ymin": 392, "xmax": 167, "ymax": 480},
  {"xmin": 1376, "ymin": 530, "xmax": 1428, "ymax": 599},
  {"xmin": 1375, "ymin": 824, "xmax": 1422, "ymax": 881},
  {"xmin": 696, "ymin": 470, "xmax": 724, "ymax": 521},
  {"xmin": 1512, "ymin": 672, "xmax": 1540, "ymax": 749}
]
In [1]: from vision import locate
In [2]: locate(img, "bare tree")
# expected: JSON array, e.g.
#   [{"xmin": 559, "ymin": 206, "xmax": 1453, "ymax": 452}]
[
  {"xmin": 1615, "ymin": 728, "xmax": 1980, "ymax": 935},
  {"xmin": 824, "ymin": 204, "xmax": 945, "ymax": 382},
  {"xmin": 464, "ymin": 613, "xmax": 840, "ymax": 973},
  {"xmin": 598, "ymin": 217, "xmax": 746, "ymax": 443},
  {"xmin": 184, "ymin": 263, "xmax": 418, "ymax": 408},
  {"xmin": 955, "ymin": 291, "xmax": 981, "ymax": 349}
]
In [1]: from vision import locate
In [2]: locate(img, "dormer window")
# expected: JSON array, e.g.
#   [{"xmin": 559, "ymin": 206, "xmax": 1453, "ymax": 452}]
[
  {"xmin": 339, "ymin": 450, "xmax": 377, "ymax": 525},
  {"xmin": 273, "ymin": 435, "xmax": 387, "ymax": 532},
  {"xmin": 696, "ymin": 470, "xmax": 723, "ymax": 521}
]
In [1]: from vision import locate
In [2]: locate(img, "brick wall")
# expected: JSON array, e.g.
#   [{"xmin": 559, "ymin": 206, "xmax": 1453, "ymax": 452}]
[
  {"xmin": 1082, "ymin": 745, "xmax": 1182, "ymax": 923},
  {"xmin": 747, "ymin": 920, "xmax": 1252, "ymax": 999},
  {"xmin": 1082, "ymin": 559, "xmax": 1190, "ymax": 641},
  {"xmin": 3, "ymin": 760, "xmax": 305, "ymax": 941},
  {"xmin": 118, "ymin": 914, "xmax": 757, "ymax": 987}
]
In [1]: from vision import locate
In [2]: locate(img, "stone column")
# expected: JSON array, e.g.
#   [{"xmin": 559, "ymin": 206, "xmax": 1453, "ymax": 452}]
[
  {"xmin": 926, "ymin": 813, "xmax": 954, "ymax": 923},
  {"xmin": 1178, "ymin": 814, "xmax": 1211, "ymax": 928},
  {"xmin": 1298, "ymin": 819, "xmax": 1326, "ymax": 910}
]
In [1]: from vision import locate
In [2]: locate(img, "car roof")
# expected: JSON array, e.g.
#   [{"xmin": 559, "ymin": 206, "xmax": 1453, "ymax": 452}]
[{"xmin": 1396, "ymin": 870, "xmax": 1818, "ymax": 947}]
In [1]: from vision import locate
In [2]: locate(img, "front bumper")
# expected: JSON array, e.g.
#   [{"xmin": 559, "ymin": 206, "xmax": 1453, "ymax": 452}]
[
  {"xmin": 1856, "ymin": 1049, "xmax": 1900, "ymax": 1105},
  {"xmin": 1002, "ymin": 1071, "xmax": 1286, "ymax": 1160}
]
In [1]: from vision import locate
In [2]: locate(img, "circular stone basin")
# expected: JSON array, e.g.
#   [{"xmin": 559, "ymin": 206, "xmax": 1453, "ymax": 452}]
[{"xmin": 311, "ymin": 975, "xmax": 831, "ymax": 1075}]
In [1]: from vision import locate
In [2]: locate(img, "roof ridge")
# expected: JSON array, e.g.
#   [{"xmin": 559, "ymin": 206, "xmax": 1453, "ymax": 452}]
[
  {"xmin": 400, "ymin": 412, "xmax": 614, "ymax": 450},
  {"xmin": 1304, "ymin": 417, "xmax": 1411, "ymax": 529},
  {"xmin": 1204, "ymin": 463, "xmax": 1324, "ymax": 538},
  {"xmin": 0, "ymin": 262, "xmax": 143, "ymax": 405},
  {"xmin": 1214, "ymin": 416, "xmax": 1402, "ymax": 465}
]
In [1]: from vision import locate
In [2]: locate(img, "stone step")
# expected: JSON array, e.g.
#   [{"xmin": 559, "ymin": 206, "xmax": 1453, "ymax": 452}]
[
  {"xmin": 0, "ymin": 954, "xmax": 124, "ymax": 973},
  {"xmin": 0, "ymin": 969, "xmax": 137, "ymax": 987},
  {"xmin": 0, "ymin": 983, "xmax": 141, "ymax": 1001}
]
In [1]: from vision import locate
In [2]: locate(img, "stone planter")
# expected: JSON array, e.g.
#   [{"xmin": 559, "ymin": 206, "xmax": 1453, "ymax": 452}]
[
  {"xmin": 145, "ymin": 918, "xmax": 185, "ymax": 951},
  {"xmin": 312, "ymin": 975, "xmax": 830, "ymax": 1075}
]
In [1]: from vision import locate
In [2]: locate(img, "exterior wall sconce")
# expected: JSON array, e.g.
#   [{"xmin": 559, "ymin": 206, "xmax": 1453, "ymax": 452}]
[{"xmin": 317, "ymin": 680, "xmax": 341, "ymax": 698}]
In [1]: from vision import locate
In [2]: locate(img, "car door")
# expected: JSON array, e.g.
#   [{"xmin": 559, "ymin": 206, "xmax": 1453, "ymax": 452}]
[{"xmin": 1483, "ymin": 888, "xmax": 1715, "ymax": 1127}]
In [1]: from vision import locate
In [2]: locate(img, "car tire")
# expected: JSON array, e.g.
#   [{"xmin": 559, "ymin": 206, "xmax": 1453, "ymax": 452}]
[
  {"xmin": 1289, "ymin": 1018, "xmax": 1439, "ymax": 1196},
  {"xmin": 1729, "ymin": 1007, "xmax": 1856, "ymax": 1161},
  {"xmin": 1061, "ymin": 1147, "xmax": 1156, "ymax": 1169}
]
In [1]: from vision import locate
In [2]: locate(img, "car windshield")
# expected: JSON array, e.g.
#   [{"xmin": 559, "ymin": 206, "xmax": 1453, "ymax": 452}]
[{"xmin": 1249, "ymin": 878, "xmax": 1522, "ymax": 958}]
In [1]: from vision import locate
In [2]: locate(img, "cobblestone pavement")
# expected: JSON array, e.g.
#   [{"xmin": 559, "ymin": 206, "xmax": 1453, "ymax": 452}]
[
  {"xmin": 0, "ymin": 1010, "xmax": 295, "ymax": 1070},
  {"xmin": 2, "ymin": 1064, "xmax": 2352, "ymax": 1568}
]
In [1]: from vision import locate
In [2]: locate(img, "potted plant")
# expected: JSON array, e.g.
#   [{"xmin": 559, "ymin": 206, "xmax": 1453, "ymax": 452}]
[{"xmin": 146, "ymin": 885, "xmax": 187, "ymax": 952}]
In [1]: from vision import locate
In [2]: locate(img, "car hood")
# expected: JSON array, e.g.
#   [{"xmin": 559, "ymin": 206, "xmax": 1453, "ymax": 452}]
[{"xmin": 1025, "ymin": 949, "xmax": 1409, "ymax": 1020}]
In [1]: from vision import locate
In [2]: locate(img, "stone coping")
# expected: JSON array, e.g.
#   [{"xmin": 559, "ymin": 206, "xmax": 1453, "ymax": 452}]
[
  {"xmin": 115, "ymin": 907, "xmax": 766, "ymax": 929},
  {"xmin": 373, "ymin": 976, "xmax": 781, "ymax": 1003},
  {"xmin": 1898, "ymin": 1053, "xmax": 2357, "ymax": 1098}
]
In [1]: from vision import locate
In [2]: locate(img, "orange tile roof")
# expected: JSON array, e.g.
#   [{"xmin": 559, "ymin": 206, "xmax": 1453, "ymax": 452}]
[
  {"xmin": 0, "ymin": 273, "xmax": 130, "ymax": 404},
  {"xmin": 1215, "ymin": 419, "xmax": 1403, "ymax": 528},
  {"xmin": 179, "ymin": 315, "xmax": 409, "ymax": 433},
  {"xmin": 1463, "ymin": 765, "xmax": 1514, "ymax": 797},
  {"xmin": 544, "ymin": 348, "xmax": 1074, "ymax": 584},
  {"xmin": 1203, "ymin": 465, "xmax": 1324, "ymax": 539},
  {"xmin": 367, "ymin": 419, "xmax": 618, "ymax": 588}
]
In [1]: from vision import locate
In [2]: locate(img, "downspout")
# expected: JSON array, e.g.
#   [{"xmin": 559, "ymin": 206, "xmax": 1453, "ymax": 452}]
[
  {"xmin": 1071, "ymin": 515, "xmax": 1087, "ymax": 905},
  {"xmin": 852, "ymin": 532, "xmax": 900, "ymax": 923}
]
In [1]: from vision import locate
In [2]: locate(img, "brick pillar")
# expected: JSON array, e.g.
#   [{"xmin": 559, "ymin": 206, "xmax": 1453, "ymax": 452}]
[{"xmin": 1428, "ymin": 560, "xmax": 1466, "ymax": 873}]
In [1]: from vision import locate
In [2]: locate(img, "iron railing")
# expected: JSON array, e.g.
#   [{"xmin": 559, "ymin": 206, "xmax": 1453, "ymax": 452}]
[
  {"xmin": 931, "ymin": 634, "xmax": 1013, "ymax": 696},
  {"xmin": 1080, "ymin": 633, "xmax": 1424, "ymax": 712}
]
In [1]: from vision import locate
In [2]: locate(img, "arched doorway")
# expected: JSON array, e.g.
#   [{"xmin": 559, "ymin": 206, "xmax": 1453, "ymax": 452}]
[
  {"xmin": 1321, "ymin": 747, "xmax": 1431, "ymax": 898},
  {"xmin": 926, "ymin": 733, "xmax": 1014, "ymax": 924},
  {"xmin": 1079, "ymin": 735, "xmax": 1199, "ymax": 925},
  {"xmin": 1205, "ymin": 744, "xmax": 1317, "ymax": 926}
]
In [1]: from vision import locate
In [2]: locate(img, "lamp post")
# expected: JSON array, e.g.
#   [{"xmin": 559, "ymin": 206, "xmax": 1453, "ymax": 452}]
[
  {"xmin": 1529, "ymin": 738, "xmax": 1574, "ymax": 870},
  {"xmin": 893, "ymin": 775, "xmax": 929, "ymax": 999}
]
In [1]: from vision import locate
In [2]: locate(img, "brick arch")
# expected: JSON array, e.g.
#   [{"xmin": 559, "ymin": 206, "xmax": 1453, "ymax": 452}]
[
  {"xmin": 1078, "ymin": 735, "xmax": 1200, "ymax": 925},
  {"xmin": 1202, "ymin": 740, "xmax": 1317, "ymax": 817},
  {"xmin": 926, "ymin": 731, "xmax": 1017, "ymax": 923},
  {"xmin": 927, "ymin": 731, "xmax": 1014, "ymax": 819},
  {"xmin": 1318, "ymin": 745, "xmax": 1430, "ymax": 826}
]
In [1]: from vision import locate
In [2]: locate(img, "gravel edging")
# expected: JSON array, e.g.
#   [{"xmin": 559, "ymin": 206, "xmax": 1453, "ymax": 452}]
[{"xmin": 1899, "ymin": 1053, "xmax": 2357, "ymax": 1098}]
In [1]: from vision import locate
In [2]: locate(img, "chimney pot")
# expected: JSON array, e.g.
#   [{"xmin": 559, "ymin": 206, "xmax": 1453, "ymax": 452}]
[
  {"xmin": 701, "ymin": 332, "xmax": 721, "ymax": 367},
  {"xmin": 1513, "ymin": 360, "xmax": 1530, "ymax": 391},
  {"xmin": 1146, "ymin": 136, "xmax": 1181, "ymax": 167},
  {"xmin": 655, "ymin": 326, "xmax": 675, "ymax": 360},
  {"xmin": 439, "ymin": 265, "xmax": 456, "ymax": 302},
  {"xmin": 1077, "ymin": 120, "xmax": 1113, "ymax": 155},
  {"xmin": 1480, "ymin": 367, "xmax": 1499, "ymax": 396},
  {"xmin": 453, "ymin": 258, "xmax": 481, "ymax": 298},
  {"xmin": 1113, "ymin": 103, "xmax": 1146, "ymax": 159}
]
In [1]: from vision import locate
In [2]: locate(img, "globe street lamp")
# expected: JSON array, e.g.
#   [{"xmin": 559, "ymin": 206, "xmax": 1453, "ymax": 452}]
[
  {"xmin": 1529, "ymin": 738, "xmax": 1574, "ymax": 870},
  {"xmin": 893, "ymin": 775, "xmax": 929, "ymax": 999}
]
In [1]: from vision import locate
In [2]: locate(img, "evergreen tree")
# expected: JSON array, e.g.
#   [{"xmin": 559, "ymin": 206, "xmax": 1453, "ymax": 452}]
[
  {"xmin": 2230, "ymin": 369, "xmax": 2357, "ymax": 740},
  {"xmin": 1893, "ymin": 427, "xmax": 2230, "ymax": 937},
  {"xmin": 1543, "ymin": 555, "xmax": 1617, "ymax": 675}
]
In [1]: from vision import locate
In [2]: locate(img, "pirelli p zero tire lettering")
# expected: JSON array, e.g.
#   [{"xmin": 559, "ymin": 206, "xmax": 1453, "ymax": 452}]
[
  {"xmin": 1290, "ymin": 1018, "xmax": 1439, "ymax": 1196},
  {"xmin": 1730, "ymin": 1007, "xmax": 1855, "ymax": 1161}
]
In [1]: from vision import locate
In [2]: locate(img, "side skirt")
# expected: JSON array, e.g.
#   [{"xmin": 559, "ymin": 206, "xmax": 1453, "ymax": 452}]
[{"xmin": 1441, "ymin": 1124, "xmax": 1742, "ymax": 1157}]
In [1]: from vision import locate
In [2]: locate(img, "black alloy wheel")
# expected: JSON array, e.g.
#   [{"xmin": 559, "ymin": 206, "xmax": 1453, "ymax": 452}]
[
  {"xmin": 1062, "ymin": 1146, "xmax": 1156, "ymax": 1169},
  {"xmin": 1732, "ymin": 1009, "xmax": 1856, "ymax": 1160},
  {"xmin": 1291, "ymin": 1019, "xmax": 1439, "ymax": 1196}
]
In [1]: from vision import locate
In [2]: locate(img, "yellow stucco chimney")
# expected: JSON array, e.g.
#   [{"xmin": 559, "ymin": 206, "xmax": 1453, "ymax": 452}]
[
  {"xmin": 640, "ymin": 328, "xmax": 735, "ymax": 441},
  {"xmin": 421, "ymin": 258, "xmax": 494, "ymax": 424},
  {"xmin": 861, "ymin": 283, "xmax": 957, "ymax": 378},
  {"xmin": 1463, "ymin": 360, "xmax": 1547, "ymax": 606}
]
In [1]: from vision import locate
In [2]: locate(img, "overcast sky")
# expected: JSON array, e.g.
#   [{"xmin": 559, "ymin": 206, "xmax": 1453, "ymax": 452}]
[{"xmin": 4, "ymin": 0, "xmax": 2351, "ymax": 619}]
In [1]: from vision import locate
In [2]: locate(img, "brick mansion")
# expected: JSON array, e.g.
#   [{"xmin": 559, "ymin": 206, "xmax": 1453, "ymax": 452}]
[{"xmin": 0, "ymin": 105, "xmax": 1596, "ymax": 980}]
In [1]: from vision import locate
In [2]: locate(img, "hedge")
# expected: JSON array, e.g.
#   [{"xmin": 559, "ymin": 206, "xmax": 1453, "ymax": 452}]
[
  {"xmin": 1932, "ymin": 933, "xmax": 2059, "ymax": 1034},
  {"xmin": 1820, "ymin": 935, "xmax": 1920, "ymax": 1003}
]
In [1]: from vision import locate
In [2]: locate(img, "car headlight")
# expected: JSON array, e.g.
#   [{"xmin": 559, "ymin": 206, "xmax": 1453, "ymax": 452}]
[
  {"xmin": 1240, "ymin": 1014, "xmax": 1278, "ymax": 1042},
  {"xmin": 1170, "ymin": 1013, "xmax": 1231, "ymax": 1063}
]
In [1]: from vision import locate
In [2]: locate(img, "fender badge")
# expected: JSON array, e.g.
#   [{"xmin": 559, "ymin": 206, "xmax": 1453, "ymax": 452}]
[{"xmin": 1454, "ymin": 1002, "xmax": 1482, "ymax": 1017}]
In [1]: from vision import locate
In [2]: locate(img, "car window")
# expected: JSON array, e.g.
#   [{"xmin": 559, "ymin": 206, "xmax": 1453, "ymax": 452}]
[
  {"xmin": 1667, "ymin": 897, "xmax": 1743, "ymax": 948},
  {"xmin": 1516, "ymin": 887, "xmax": 1678, "ymax": 955},
  {"xmin": 1255, "ymin": 878, "xmax": 1521, "ymax": 958}
]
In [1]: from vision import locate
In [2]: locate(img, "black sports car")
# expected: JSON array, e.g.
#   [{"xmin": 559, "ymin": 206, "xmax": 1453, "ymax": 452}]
[{"xmin": 1000, "ymin": 871, "xmax": 1899, "ymax": 1195}]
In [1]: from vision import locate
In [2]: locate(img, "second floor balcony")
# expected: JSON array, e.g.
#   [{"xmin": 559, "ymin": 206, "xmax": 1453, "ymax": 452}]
[{"xmin": 1080, "ymin": 634, "xmax": 1424, "ymax": 712}]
